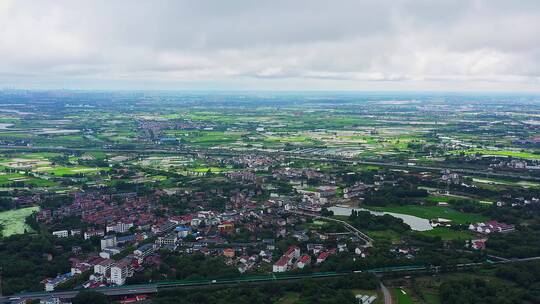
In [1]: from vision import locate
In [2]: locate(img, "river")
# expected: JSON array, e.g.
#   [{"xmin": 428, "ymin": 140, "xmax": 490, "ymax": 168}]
[{"xmin": 329, "ymin": 206, "xmax": 433, "ymax": 231}]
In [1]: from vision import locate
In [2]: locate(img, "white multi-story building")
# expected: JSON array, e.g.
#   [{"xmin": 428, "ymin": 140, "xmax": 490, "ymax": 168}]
[
  {"xmin": 134, "ymin": 244, "xmax": 155, "ymax": 259},
  {"xmin": 106, "ymin": 221, "xmax": 134, "ymax": 234},
  {"xmin": 52, "ymin": 230, "xmax": 69, "ymax": 238},
  {"xmin": 99, "ymin": 247, "xmax": 121, "ymax": 259},
  {"xmin": 100, "ymin": 235, "xmax": 118, "ymax": 250},
  {"xmin": 84, "ymin": 229, "xmax": 105, "ymax": 240},
  {"xmin": 157, "ymin": 233, "xmax": 178, "ymax": 246},
  {"xmin": 110, "ymin": 258, "xmax": 134, "ymax": 285},
  {"xmin": 94, "ymin": 259, "xmax": 114, "ymax": 275}
]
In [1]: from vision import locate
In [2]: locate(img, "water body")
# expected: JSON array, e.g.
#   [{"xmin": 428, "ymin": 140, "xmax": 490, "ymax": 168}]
[
  {"xmin": 329, "ymin": 206, "xmax": 433, "ymax": 231},
  {"xmin": 0, "ymin": 206, "xmax": 40, "ymax": 237},
  {"xmin": 0, "ymin": 123, "xmax": 13, "ymax": 129},
  {"xmin": 0, "ymin": 108, "xmax": 33, "ymax": 115},
  {"xmin": 35, "ymin": 128, "xmax": 80, "ymax": 135}
]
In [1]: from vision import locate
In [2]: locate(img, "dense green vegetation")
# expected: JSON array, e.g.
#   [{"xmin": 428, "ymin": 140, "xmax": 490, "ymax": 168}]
[
  {"xmin": 439, "ymin": 261, "xmax": 540, "ymax": 304},
  {"xmin": 0, "ymin": 234, "xmax": 71, "ymax": 294},
  {"xmin": 154, "ymin": 273, "xmax": 378, "ymax": 304}
]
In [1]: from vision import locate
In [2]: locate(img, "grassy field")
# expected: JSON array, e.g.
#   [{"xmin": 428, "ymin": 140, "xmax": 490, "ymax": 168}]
[
  {"xmin": 366, "ymin": 205, "xmax": 487, "ymax": 224},
  {"xmin": 366, "ymin": 229, "xmax": 403, "ymax": 242},
  {"xmin": 0, "ymin": 206, "xmax": 39, "ymax": 236},
  {"xmin": 416, "ymin": 227, "xmax": 473, "ymax": 240},
  {"xmin": 0, "ymin": 173, "xmax": 57, "ymax": 187},
  {"xmin": 34, "ymin": 166, "xmax": 109, "ymax": 176},
  {"xmin": 423, "ymin": 292, "xmax": 441, "ymax": 304},
  {"xmin": 393, "ymin": 288, "xmax": 414, "ymax": 304},
  {"xmin": 276, "ymin": 292, "xmax": 300, "ymax": 304},
  {"xmin": 189, "ymin": 166, "xmax": 232, "ymax": 173}
]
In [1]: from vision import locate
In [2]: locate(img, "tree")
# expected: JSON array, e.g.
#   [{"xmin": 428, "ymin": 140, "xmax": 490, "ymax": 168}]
[{"xmin": 72, "ymin": 291, "xmax": 109, "ymax": 304}]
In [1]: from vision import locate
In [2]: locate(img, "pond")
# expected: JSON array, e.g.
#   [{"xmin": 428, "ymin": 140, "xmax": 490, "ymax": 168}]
[
  {"xmin": 328, "ymin": 206, "xmax": 433, "ymax": 231},
  {"xmin": 0, "ymin": 206, "xmax": 40, "ymax": 237}
]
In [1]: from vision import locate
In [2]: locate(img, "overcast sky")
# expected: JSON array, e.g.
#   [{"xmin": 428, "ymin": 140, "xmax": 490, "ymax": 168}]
[{"xmin": 1, "ymin": 0, "xmax": 540, "ymax": 91}]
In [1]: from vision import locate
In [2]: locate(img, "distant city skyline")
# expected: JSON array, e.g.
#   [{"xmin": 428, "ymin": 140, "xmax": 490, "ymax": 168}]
[{"xmin": 1, "ymin": 0, "xmax": 540, "ymax": 92}]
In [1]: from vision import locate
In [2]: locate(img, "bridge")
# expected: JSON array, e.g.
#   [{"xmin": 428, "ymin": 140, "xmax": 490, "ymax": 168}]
[{"xmin": 289, "ymin": 210, "xmax": 374, "ymax": 246}]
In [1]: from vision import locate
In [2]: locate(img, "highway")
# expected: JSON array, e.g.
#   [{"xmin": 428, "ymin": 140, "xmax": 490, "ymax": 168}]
[{"xmin": 2, "ymin": 256, "xmax": 539, "ymax": 303}]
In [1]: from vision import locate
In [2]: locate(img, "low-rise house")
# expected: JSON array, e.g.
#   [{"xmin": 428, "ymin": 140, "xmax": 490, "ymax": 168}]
[
  {"xmin": 44, "ymin": 273, "xmax": 72, "ymax": 291},
  {"xmin": 355, "ymin": 247, "xmax": 368, "ymax": 258},
  {"xmin": 52, "ymin": 230, "xmax": 69, "ymax": 238},
  {"xmin": 284, "ymin": 245, "xmax": 301, "ymax": 259},
  {"xmin": 430, "ymin": 218, "xmax": 452, "ymax": 227},
  {"xmin": 469, "ymin": 221, "xmax": 515, "ymax": 234},
  {"xmin": 223, "ymin": 248, "xmax": 236, "ymax": 258},
  {"xmin": 71, "ymin": 262, "xmax": 92, "ymax": 275},
  {"xmin": 316, "ymin": 251, "xmax": 330, "ymax": 264},
  {"xmin": 273, "ymin": 256, "xmax": 290, "ymax": 273},
  {"xmin": 307, "ymin": 243, "xmax": 325, "ymax": 254},
  {"xmin": 468, "ymin": 239, "xmax": 487, "ymax": 250},
  {"xmin": 296, "ymin": 255, "xmax": 311, "ymax": 269},
  {"xmin": 40, "ymin": 296, "xmax": 62, "ymax": 304}
]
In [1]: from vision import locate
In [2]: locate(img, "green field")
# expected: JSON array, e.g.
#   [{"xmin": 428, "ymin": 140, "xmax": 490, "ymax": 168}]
[
  {"xmin": 393, "ymin": 288, "xmax": 414, "ymax": 304},
  {"xmin": 366, "ymin": 205, "xmax": 487, "ymax": 224},
  {"xmin": 423, "ymin": 292, "xmax": 441, "ymax": 304},
  {"xmin": 189, "ymin": 167, "xmax": 232, "ymax": 173},
  {"xmin": 0, "ymin": 206, "xmax": 39, "ymax": 237},
  {"xmin": 366, "ymin": 229, "xmax": 403, "ymax": 242},
  {"xmin": 0, "ymin": 173, "xmax": 57, "ymax": 187},
  {"xmin": 452, "ymin": 149, "xmax": 540, "ymax": 160},
  {"xmin": 416, "ymin": 227, "xmax": 473, "ymax": 240},
  {"xmin": 34, "ymin": 166, "xmax": 109, "ymax": 176}
]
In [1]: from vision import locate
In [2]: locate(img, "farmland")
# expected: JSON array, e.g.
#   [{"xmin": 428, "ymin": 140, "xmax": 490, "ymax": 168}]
[{"xmin": 0, "ymin": 91, "xmax": 539, "ymax": 302}]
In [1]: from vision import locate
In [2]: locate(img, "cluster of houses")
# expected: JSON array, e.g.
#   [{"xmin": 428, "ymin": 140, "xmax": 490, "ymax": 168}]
[
  {"xmin": 36, "ymin": 191, "xmax": 161, "ymax": 228},
  {"xmin": 465, "ymin": 220, "xmax": 516, "ymax": 251},
  {"xmin": 496, "ymin": 196, "xmax": 540, "ymax": 207},
  {"xmin": 24, "ymin": 162, "xmax": 433, "ymax": 293},
  {"xmin": 230, "ymin": 155, "xmax": 280, "ymax": 170},
  {"xmin": 468, "ymin": 220, "xmax": 515, "ymax": 234},
  {"xmin": 272, "ymin": 243, "xmax": 368, "ymax": 273},
  {"xmin": 44, "ymin": 238, "xmax": 157, "ymax": 291}
]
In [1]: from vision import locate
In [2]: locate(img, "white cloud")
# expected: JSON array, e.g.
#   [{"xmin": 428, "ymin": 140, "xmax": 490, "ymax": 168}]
[{"xmin": 0, "ymin": 0, "xmax": 539, "ymax": 91}]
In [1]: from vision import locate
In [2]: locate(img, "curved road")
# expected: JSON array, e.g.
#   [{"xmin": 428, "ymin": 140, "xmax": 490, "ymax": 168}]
[{"xmin": 380, "ymin": 282, "xmax": 392, "ymax": 304}]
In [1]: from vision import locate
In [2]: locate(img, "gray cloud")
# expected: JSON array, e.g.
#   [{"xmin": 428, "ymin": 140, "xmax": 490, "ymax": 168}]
[{"xmin": 0, "ymin": 0, "xmax": 539, "ymax": 91}]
